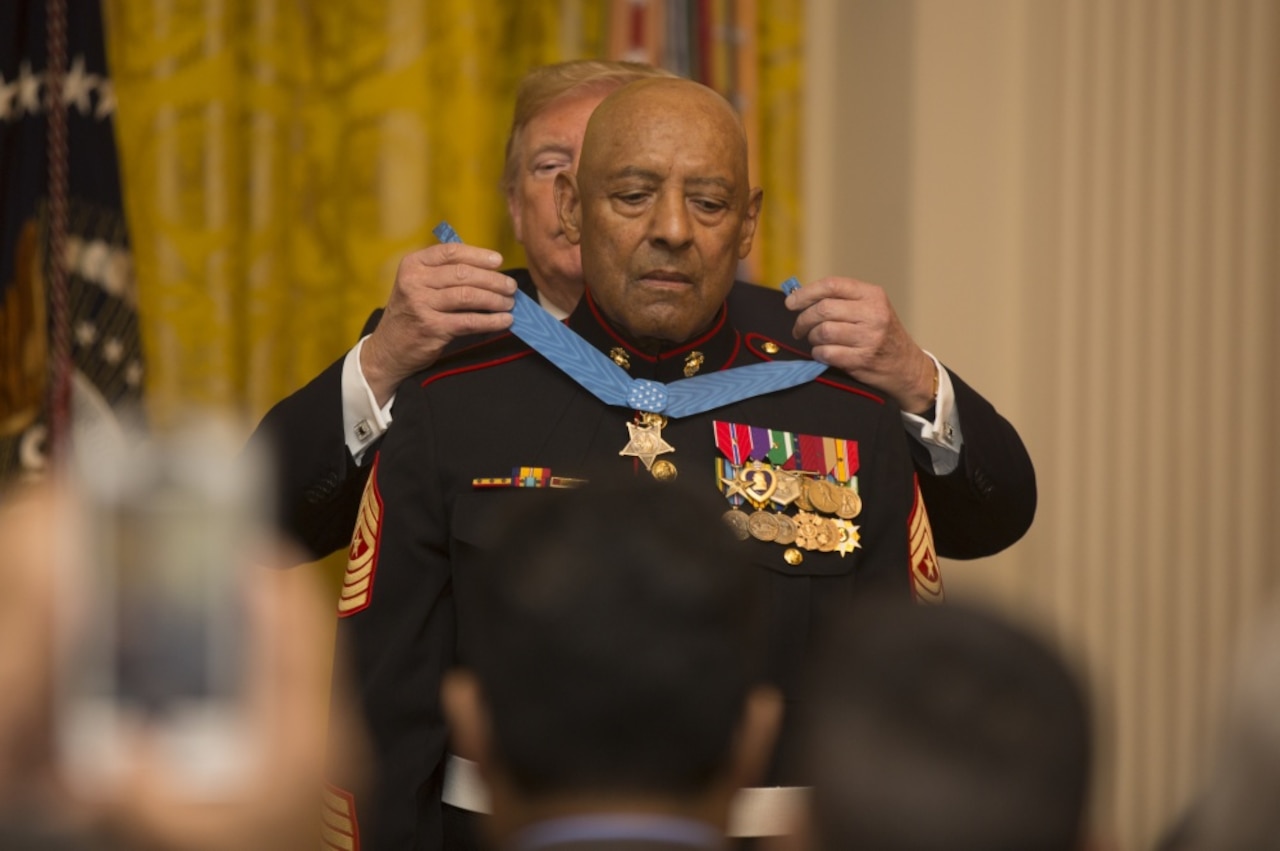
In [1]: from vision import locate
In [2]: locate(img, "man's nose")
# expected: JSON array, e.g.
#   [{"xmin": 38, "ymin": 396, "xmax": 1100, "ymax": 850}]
[{"xmin": 648, "ymin": 191, "xmax": 694, "ymax": 249}]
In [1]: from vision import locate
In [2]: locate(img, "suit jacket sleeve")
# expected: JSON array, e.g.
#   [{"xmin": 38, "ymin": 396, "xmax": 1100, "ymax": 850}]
[
  {"xmin": 914, "ymin": 367, "xmax": 1037, "ymax": 560},
  {"xmin": 248, "ymin": 310, "xmax": 385, "ymax": 562}
]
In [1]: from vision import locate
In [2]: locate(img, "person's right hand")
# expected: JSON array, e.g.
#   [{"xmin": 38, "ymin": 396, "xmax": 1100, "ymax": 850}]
[{"xmin": 360, "ymin": 242, "xmax": 517, "ymax": 406}]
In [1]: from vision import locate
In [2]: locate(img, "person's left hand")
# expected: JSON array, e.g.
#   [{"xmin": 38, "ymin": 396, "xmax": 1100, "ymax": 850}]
[{"xmin": 786, "ymin": 276, "xmax": 938, "ymax": 415}]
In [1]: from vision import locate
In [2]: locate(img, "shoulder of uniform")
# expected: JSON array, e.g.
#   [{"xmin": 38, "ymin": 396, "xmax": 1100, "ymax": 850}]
[
  {"xmin": 813, "ymin": 371, "xmax": 889, "ymax": 406},
  {"xmin": 741, "ymin": 332, "xmax": 888, "ymax": 407},
  {"xmin": 727, "ymin": 280, "xmax": 805, "ymax": 349},
  {"xmin": 743, "ymin": 331, "xmax": 809, "ymax": 362},
  {"xmin": 411, "ymin": 330, "xmax": 535, "ymax": 392}
]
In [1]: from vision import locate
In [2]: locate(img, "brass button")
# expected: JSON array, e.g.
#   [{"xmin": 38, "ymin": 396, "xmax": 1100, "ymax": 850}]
[
  {"xmin": 650, "ymin": 459, "xmax": 678, "ymax": 481},
  {"xmin": 784, "ymin": 547, "xmax": 803, "ymax": 565},
  {"xmin": 609, "ymin": 347, "xmax": 631, "ymax": 369},
  {"xmin": 762, "ymin": 341, "xmax": 780, "ymax": 355}
]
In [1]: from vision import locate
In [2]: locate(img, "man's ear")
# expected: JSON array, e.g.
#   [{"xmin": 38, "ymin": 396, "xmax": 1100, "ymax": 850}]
[
  {"xmin": 727, "ymin": 684, "xmax": 784, "ymax": 790},
  {"xmin": 737, "ymin": 187, "xmax": 764, "ymax": 259},
  {"xmin": 555, "ymin": 171, "xmax": 583, "ymax": 246},
  {"xmin": 441, "ymin": 670, "xmax": 491, "ymax": 767}
]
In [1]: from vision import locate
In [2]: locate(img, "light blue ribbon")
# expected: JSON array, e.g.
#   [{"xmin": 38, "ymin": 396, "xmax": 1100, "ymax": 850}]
[{"xmin": 433, "ymin": 222, "xmax": 824, "ymax": 417}]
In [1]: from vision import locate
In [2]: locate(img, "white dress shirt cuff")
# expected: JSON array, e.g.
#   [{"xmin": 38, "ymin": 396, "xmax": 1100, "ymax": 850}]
[
  {"xmin": 900, "ymin": 351, "xmax": 963, "ymax": 475},
  {"xmin": 342, "ymin": 336, "xmax": 395, "ymax": 464}
]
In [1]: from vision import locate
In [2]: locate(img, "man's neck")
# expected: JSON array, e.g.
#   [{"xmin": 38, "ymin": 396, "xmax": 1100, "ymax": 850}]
[
  {"xmin": 581, "ymin": 292, "xmax": 724, "ymax": 356},
  {"xmin": 529, "ymin": 270, "xmax": 581, "ymax": 320},
  {"xmin": 535, "ymin": 288, "xmax": 572, "ymax": 321}
]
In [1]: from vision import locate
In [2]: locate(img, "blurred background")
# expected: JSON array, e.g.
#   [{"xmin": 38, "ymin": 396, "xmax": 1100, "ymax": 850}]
[{"xmin": 3, "ymin": 1, "xmax": 1277, "ymax": 848}]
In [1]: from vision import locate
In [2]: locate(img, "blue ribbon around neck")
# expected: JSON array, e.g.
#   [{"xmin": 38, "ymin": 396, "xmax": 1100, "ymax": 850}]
[{"xmin": 433, "ymin": 221, "xmax": 824, "ymax": 417}]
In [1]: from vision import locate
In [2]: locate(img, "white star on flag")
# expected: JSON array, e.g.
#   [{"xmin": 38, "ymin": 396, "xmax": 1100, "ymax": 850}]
[
  {"xmin": 0, "ymin": 74, "xmax": 18, "ymax": 120},
  {"xmin": 16, "ymin": 61, "xmax": 42, "ymax": 115},
  {"xmin": 62, "ymin": 56, "xmax": 99, "ymax": 115},
  {"xmin": 94, "ymin": 78, "xmax": 115, "ymax": 119}
]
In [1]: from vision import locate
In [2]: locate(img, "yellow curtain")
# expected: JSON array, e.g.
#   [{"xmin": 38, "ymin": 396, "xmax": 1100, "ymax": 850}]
[
  {"xmin": 103, "ymin": 0, "xmax": 593, "ymax": 428},
  {"xmin": 104, "ymin": 0, "xmax": 801, "ymax": 428},
  {"xmin": 757, "ymin": 0, "xmax": 803, "ymax": 288}
]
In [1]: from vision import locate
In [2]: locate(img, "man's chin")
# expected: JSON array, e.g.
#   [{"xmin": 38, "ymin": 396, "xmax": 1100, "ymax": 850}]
[{"xmin": 615, "ymin": 312, "xmax": 706, "ymax": 351}]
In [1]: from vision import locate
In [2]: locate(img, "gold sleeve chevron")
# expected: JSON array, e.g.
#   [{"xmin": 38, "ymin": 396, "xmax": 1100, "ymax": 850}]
[
  {"xmin": 321, "ymin": 783, "xmax": 360, "ymax": 851},
  {"xmin": 339, "ymin": 455, "xmax": 383, "ymax": 617},
  {"xmin": 909, "ymin": 476, "xmax": 945, "ymax": 604}
]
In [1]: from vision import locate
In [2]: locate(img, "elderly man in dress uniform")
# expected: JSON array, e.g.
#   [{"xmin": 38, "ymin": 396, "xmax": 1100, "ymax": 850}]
[
  {"xmin": 324, "ymin": 76, "xmax": 948, "ymax": 851},
  {"xmin": 252, "ymin": 60, "xmax": 1035, "ymax": 569}
]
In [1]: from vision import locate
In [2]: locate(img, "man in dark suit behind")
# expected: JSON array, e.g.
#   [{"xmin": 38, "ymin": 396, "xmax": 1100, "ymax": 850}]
[{"xmin": 250, "ymin": 60, "xmax": 1036, "ymax": 567}]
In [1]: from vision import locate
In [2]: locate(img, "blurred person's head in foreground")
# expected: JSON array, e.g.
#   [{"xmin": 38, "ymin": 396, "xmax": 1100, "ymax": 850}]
[
  {"xmin": 1152, "ymin": 599, "xmax": 1280, "ymax": 851},
  {"xmin": 441, "ymin": 479, "xmax": 781, "ymax": 849},
  {"xmin": 795, "ymin": 599, "xmax": 1092, "ymax": 851}
]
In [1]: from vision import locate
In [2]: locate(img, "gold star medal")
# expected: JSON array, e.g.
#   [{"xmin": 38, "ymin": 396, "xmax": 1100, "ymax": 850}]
[{"xmin": 619, "ymin": 413, "xmax": 673, "ymax": 470}]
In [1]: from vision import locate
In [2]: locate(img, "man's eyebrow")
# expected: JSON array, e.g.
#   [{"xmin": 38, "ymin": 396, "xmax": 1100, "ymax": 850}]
[
  {"xmin": 684, "ymin": 176, "xmax": 735, "ymax": 192},
  {"xmin": 606, "ymin": 165, "xmax": 663, "ymax": 182},
  {"xmin": 603, "ymin": 168, "xmax": 735, "ymax": 192},
  {"xmin": 528, "ymin": 142, "xmax": 574, "ymax": 159}
]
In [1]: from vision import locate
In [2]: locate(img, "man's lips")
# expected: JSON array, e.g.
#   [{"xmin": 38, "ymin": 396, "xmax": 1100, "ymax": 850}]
[{"xmin": 638, "ymin": 270, "xmax": 693, "ymax": 284}]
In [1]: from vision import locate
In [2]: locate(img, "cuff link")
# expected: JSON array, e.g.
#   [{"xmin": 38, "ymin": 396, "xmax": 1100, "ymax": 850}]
[{"xmin": 354, "ymin": 419, "xmax": 374, "ymax": 443}]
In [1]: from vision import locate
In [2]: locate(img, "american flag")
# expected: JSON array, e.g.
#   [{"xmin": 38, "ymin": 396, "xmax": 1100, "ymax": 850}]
[{"xmin": 1, "ymin": 0, "xmax": 144, "ymax": 484}]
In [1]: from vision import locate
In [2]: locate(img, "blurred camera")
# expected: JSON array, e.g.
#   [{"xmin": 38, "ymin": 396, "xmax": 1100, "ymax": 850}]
[{"xmin": 55, "ymin": 417, "xmax": 271, "ymax": 797}]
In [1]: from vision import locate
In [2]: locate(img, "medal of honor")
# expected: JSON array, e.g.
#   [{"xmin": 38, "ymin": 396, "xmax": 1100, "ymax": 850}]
[{"xmin": 619, "ymin": 412, "xmax": 674, "ymax": 470}]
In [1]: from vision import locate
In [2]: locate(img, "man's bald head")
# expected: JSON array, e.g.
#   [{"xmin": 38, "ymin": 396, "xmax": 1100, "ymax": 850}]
[
  {"xmin": 577, "ymin": 78, "xmax": 752, "ymax": 196},
  {"xmin": 556, "ymin": 78, "xmax": 762, "ymax": 347}
]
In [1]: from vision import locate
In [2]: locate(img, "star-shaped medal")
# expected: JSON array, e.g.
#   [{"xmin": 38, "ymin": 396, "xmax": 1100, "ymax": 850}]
[
  {"xmin": 619, "ymin": 420, "xmax": 675, "ymax": 470},
  {"xmin": 835, "ymin": 520, "xmax": 862, "ymax": 557},
  {"xmin": 720, "ymin": 470, "xmax": 752, "ymax": 501}
]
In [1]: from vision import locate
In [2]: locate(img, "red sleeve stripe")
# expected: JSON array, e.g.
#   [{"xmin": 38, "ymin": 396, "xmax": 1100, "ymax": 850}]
[{"xmin": 420, "ymin": 350, "xmax": 537, "ymax": 389}]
